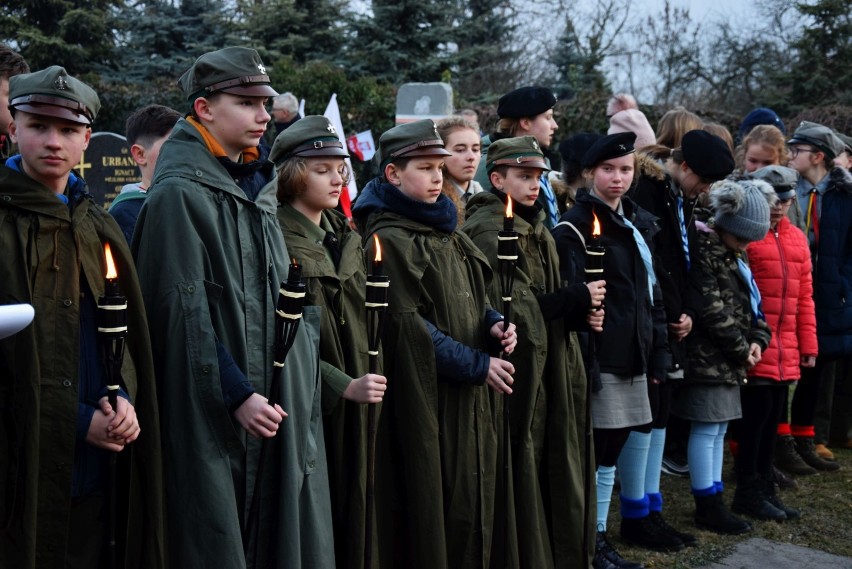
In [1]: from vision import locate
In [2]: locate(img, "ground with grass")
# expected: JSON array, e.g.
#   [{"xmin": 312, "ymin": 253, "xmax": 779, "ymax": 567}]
[{"xmin": 607, "ymin": 447, "xmax": 852, "ymax": 568}]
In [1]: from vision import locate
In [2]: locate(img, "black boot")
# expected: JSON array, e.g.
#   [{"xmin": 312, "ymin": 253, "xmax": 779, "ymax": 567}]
[
  {"xmin": 732, "ymin": 474, "xmax": 787, "ymax": 521},
  {"xmin": 762, "ymin": 476, "xmax": 801, "ymax": 520},
  {"xmin": 648, "ymin": 511, "xmax": 697, "ymax": 547},
  {"xmin": 620, "ymin": 515, "xmax": 684, "ymax": 552},
  {"xmin": 594, "ymin": 531, "xmax": 644, "ymax": 569},
  {"xmin": 772, "ymin": 464, "xmax": 798, "ymax": 490},
  {"xmin": 775, "ymin": 435, "xmax": 817, "ymax": 476},
  {"xmin": 795, "ymin": 437, "xmax": 841, "ymax": 472},
  {"xmin": 694, "ymin": 493, "xmax": 752, "ymax": 535}
]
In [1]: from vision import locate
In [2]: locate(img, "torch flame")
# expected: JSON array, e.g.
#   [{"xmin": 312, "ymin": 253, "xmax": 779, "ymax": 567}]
[
  {"xmin": 373, "ymin": 234, "xmax": 382, "ymax": 262},
  {"xmin": 104, "ymin": 243, "xmax": 118, "ymax": 279},
  {"xmin": 592, "ymin": 213, "xmax": 601, "ymax": 238},
  {"xmin": 506, "ymin": 195, "xmax": 513, "ymax": 218}
]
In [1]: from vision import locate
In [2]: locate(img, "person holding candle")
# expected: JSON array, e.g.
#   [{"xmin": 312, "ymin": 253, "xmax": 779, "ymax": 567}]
[
  {"xmin": 552, "ymin": 132, "xmax": 672, "ymax": 569},
  {"xmin": 133, "ymin": 47, "xmax": 330, "ymax": 567},
  {"xmin": 269, "ymin": 115, "xmax": 388, "ymax": 568},
  {"xmin": 0, "ymin": 67, "xmax": 164, "ymax": 568},
  {"xmin": 463, "ymin": 136, "xmax": 606, "ymax": 568},
  {"xmin": 352, "ymin": 119, "xmax": 517, "ymax": 568}
]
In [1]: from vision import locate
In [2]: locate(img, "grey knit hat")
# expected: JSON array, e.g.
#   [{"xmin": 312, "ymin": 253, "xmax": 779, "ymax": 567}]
[{"xmin": 710, "ymin": 179, "xmax": 777, "ymax": 243}]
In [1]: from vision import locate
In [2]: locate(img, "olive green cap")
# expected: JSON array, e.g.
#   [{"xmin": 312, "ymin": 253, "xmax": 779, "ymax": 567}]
[
  {"xmin": 269, "ymin": 115, "xmax": 348, "ymax": 167},
  {"xmin": 486, "ymin": 136, "xmax": 549, "ymax": 173},
  {"xmin": 9, "ymin": 66, "xmax": 100, "ymax": 125},
  {"xmin": 378, "ymin": 119, "xmax": 451, "ymax": 169},
  {"xmin": 787, "ymin": 121, "xmax": 844, "ymax": 159},
  {"xmin": 178, "ymin": 46, "xmax": 278, "ymax": 100}
]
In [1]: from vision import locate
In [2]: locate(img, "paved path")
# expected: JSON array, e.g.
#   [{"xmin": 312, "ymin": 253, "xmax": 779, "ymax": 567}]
[{"xmin": 700, "ymin": 537, "xmax": 852, "ymax": 568}]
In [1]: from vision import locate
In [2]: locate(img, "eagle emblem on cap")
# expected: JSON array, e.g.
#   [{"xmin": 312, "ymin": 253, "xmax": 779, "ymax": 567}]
[
  {"xmin": 55, "ymin": 76, "xmax": 68, "ymax": 91},
  {"xmin": 327, "ymin": 123, "xmax": 336, "ymax": 134},
  {"xmin": 257, "ymin": 63, "xmax": 266, "ymax": 74},
  {"xmin": 618, "ymin": 144, "xmax": 626, "ymax": 151}
]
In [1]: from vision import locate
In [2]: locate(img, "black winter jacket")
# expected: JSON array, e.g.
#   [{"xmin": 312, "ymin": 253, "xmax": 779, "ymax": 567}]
[{"xmin": 553, "ymin": 189, "xmax": 670, "ymax": 383}]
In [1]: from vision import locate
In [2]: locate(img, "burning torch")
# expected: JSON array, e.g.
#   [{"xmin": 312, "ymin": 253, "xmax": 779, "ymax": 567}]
[
  {"xmin": 97, "ymin": 242, "xmax": 127, "ymax": 569},
  {"xmin": 364, "ymin": 234, "xmax": 389, "ymax": 569}
]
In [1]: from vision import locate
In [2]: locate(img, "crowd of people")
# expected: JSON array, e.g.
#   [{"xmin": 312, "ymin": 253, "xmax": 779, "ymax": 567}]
[{"xmin": 1, "ymin": 42, "xmax": 850, "ymax": 569}]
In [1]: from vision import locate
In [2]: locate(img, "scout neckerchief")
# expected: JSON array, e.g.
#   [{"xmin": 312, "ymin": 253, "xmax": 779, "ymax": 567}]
[
  {"xmin": 540, "ymin": 175, "xmax": 559, "ymax": 228},
  {"xmin": 676, "ymin": 194, "xmax": 691, "ymax": 270},
  {"xmin": 805, "ymin": 189, "xmax": 819, "ymax": 246},
  {"xmin": 186, "ymin": 116, "xmax": 260, "ymax": 163},
  {"xmin": 735, "ymin": 253, "xmax": 764, "ymax": 326}
]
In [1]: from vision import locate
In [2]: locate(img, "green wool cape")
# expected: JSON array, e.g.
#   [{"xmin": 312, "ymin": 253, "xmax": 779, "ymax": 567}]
[
  {"xmin": 132, "ymin": 119, "xmax": 333, "ymax": 569},
  {"xmin": 0, "ymin": 167, "xmax": 165, "ymax": 569},
  {"xmin": 277, "ymin": 203, "xmax": 379, "ymax": 568},
  {"xmin": 362, "ymin": 209, "xmax": 499, "ymax": 569},
  {"xmin": 463, "ymin": 192, "xmax": 594, "ymax": 569}
]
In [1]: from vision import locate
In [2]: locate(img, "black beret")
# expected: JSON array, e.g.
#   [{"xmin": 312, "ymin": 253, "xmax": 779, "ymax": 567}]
[
  {"xmin": 581, "ymin": 132, "xmax": 636, "ymax": 169},
  {"xmin": 558, "ymin": 133, "xmax": 601, "ymax": 166},
  {"xmin": 497, "ymin": 86, "xmax": 557, "ymax": 119},
  {"xmin": 681, "ymin": 130, "xmax": 735, "ymax": 181}
]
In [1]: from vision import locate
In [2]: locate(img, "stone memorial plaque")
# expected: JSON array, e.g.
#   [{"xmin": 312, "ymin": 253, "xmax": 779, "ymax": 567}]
[
  {"xmin": 76, "ymin": 132, "xmax": 140, "ymax": 209},
  {"xmin": 395, "ymin": 82, "xmax": 454, "ymax": 125}
]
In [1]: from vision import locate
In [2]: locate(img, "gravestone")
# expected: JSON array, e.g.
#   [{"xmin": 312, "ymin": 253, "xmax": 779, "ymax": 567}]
[
  {"xmin": 76, "ymin": 132, "xmax": 140, "ymax": 209},
  {"xmin": 395, "ymin": 83, "xmax": 454, "ymax": 125}
]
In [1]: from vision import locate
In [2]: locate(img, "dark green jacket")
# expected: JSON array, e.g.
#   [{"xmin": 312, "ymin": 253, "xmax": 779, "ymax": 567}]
[
  {"xmin": 276, "ymin": 203, "xmax": 377, "ymax": 568},
  {"xmin": 463, "ymin": 192, "xmax": 593, "ymax": 569},
  {"xmin": 0, "ymin": 166, "xmax": 165, "ymax": 569},
  {"xmin": 361, "ymin": 208, "xmax": 499, "ymax": 569},
  {"xmin": 133, "ymin": 119, "xmax": 332, "ymax": 568}
]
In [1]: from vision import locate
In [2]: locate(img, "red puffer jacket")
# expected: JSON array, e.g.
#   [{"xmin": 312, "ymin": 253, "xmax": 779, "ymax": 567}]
[{"xmin": 746, "ymin": 217, "xmax": 818, "ymax": 381}]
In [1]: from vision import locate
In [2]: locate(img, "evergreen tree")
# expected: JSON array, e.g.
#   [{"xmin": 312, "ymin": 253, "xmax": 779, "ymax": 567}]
[
  {"xmin": 237, "ymin": 0, "xmax": 345, "ymax": 63},
  {"xmin": 450, "ymin": 0, "xmax": 521, "ymax": 102},
  {"xmin": 110, "ymin": 0, "xmax": 236, "ymax": 83},
  {"xmin": 344, "ymin": 0, "xmax": 456, "ymax": 84},
  {"xmin": 549, "ymin": 12, "xmax": 610, "ymax": 100},
  {"xmin": 783, "ymin": 0, "xmax": 852, "ymax": 111},
  {"xmin": 0, "ymin": 0, "xmax": 122, "ymax": 73}
]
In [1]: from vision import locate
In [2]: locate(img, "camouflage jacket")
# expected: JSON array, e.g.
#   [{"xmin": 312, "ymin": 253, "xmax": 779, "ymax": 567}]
[{"xmin": 684, "ymin": 222, "xmax": 771, "ymax": 386}]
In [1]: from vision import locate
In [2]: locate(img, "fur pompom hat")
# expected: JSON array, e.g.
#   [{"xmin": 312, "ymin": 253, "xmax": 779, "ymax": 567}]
[{"xmin": 709, "ymin": 179, "xmax": 777, "ymax": 243}]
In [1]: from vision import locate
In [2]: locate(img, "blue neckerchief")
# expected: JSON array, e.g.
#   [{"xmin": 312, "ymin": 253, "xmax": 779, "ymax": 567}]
[
  {"xmin": 540, "ymin": 175, "xmax": 559, "ymax": 228},
  {"xmin": 736, "ymin": 256, "xmax": 764, "ymax": 326},
  {"xmin": 379, "ymin": 181, "xmax": 458, "ymax": 233},
  {"xmin": 622, "ymin": 214, "xmax": 657, "ymax": 302},
  {"xmin": 5, "ymin": 154, "xmax": 72, "ymax": 204},
  {"xmin": 676, "ymin": 195, "xmax": 691, "ymax": 270}
]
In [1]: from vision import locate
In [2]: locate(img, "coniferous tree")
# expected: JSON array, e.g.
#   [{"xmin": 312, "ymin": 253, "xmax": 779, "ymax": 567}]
[
  {"xmin": 110, "ymin": 0, "xmax": 236, "ymax": 83},
  {"xmin": 0, "ymin": 0, "xmax": 122, "ymax": 73},
  {"xmin": 345, "ymin": 0, "xmax": 456, "ymax": 84},
  {"xmin": 237, "ymin": 0, "xmax": 346, "ymax": 63},
  {"xmin": 783, "ymin": 0, "xmax": 852, "ymax": 112},
  {"xmin": 450, "ymin": 0, "xmax": 521, "ymax": 102}
]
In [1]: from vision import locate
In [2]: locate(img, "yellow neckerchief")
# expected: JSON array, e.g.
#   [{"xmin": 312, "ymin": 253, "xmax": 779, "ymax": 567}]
[{"xmin": 186, "ymin": 116, "xmax": 260, "ymax": 163}]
